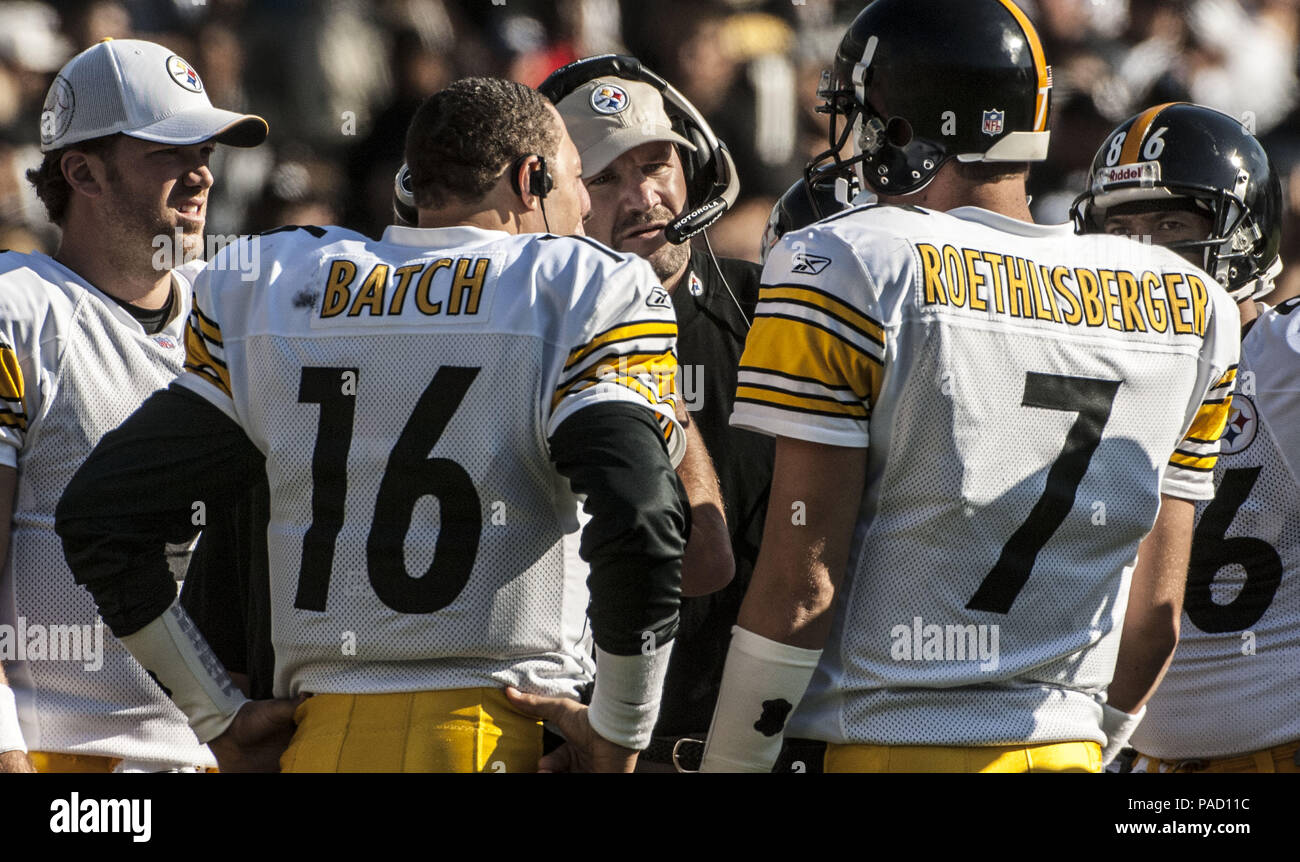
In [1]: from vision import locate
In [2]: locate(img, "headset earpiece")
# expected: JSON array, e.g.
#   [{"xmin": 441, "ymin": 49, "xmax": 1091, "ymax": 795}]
[
  {"xmin": 510, "ymin": 153, "xmax": 553, "ymax": 201},
  {"xmin": 539, "ymin": 53, "xmax": 740, "ymax": 242}
]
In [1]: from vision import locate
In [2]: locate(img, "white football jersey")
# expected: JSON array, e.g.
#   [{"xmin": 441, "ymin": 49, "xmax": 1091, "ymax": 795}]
[
  {"xmin": 177, "ymin": 224, "xmax": 683, "ymax": 700},
  {"xmin": 733, "ymin": 204, "xmax": 1239, "ymax": 747},
  {"xmin": 0, "ymin": 251, "xmax": 215, "ymax": 767},
  {"xmin": 1133, "ymin": 299, "xmax": 1300, "ymax": 759}
]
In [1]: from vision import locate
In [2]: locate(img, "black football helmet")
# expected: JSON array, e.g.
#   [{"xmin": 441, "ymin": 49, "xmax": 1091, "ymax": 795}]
[
  {"xmin": 1071, "ymin": 102, "xmax": 1283, "ymax": 302},
  {"xmin": 761, "ymin": 177, "xmax": 854, "ymax": 264},
  {"xmin": 808, "ymin": 0, "xmax": 1052, "ymax": 196}
]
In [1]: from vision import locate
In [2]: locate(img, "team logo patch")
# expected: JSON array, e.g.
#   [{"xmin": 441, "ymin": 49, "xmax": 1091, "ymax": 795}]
[
  {"xmin": 688, "ymin": 271, "xmax": 703, "ymax": 296},
  {"xmin": 791, "ymin": 252, "xmax": 831, "ymax": 275},
  {"xmin": 753, "ymin": 699, "xmax": 793, "ymax": 737},
  {"xmin": 982, "ymin": 109, "xmax": 1005, "ymax": 136},
  {"xmin": 590, "ymin": 83, "xmax": 628, "ymax": 114},
  {"xmin": 1092, "ymin": 161, "xmax": 1161, "ymax": 192},
  {"xmin": 645, "ymin": 286, "xmax": 671, "ymax": 308},
  {"xmin": 40, "ymin": 76, "xmax": 75, "ymax": 146},
  {"xmin": 166, "ymin": 55, "xmax": 203, "ymax": 93},
  {"xmin": 1220, "ymin": 395, "xmax": 1257, "ymax": 454}
]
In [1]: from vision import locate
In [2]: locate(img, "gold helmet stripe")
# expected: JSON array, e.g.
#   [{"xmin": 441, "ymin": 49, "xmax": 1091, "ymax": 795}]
[{"xmin": 996, "ymin": 0, "xmax": 1050, "ymax": 132}]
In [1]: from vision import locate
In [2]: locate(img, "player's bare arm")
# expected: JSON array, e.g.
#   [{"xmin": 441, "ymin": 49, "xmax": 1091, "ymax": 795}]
[
  {"xmin": 1108, "ymin": 494, "xmax": 1195, "ymax": 714},
  {"xmin": 699, "ymin": 437, "xmax": 866, "ymax": 772},
  {"xmin": 674, "ymin": 405, "xmax": 733, "ymax": 596},
  {"xmin": 736, "ymin": 437, "xmax": 866, "ymax": 647}
]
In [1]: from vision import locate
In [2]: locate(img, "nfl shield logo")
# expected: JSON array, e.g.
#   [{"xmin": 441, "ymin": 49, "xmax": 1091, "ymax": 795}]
[{"xmin": 982, "ymin": 109, "xmax": 1005, "ymax": 136}]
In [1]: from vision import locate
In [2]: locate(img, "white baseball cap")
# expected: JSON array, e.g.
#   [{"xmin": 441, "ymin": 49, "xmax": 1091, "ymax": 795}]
[
  {"xmin": 556, "ymin": 77, "xmax": 695, "ymax": 178},
  {"xmin": 39, "ymin": 38, "xmax": 268, "ymax": 153}
]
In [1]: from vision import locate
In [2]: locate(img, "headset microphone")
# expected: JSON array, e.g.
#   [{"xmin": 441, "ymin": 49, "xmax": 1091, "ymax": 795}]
[{"xmin": 540, "ymin": 53, "xmax": 740, "ymax": 245}]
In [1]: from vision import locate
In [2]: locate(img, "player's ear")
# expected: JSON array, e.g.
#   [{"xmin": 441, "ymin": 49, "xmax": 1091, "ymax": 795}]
[
  {"xmin": 512, "ymin": 155, "xmax": 541, "ymax": 210},
  {"xmin": 60, "ymin": 150, "xmax": 106, "ymax": 198}
]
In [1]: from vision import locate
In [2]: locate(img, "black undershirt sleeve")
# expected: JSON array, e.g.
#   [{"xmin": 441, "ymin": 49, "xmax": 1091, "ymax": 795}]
[
  {"xmin": 548, "ymin": 401, "xmax": 689, "ymax": 657},
  {"xmin": 55, "ymin": 385, "xmax": 265, "ymax": 638}
]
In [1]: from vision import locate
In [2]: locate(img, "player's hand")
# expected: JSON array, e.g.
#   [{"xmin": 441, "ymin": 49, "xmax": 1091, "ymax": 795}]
[
  {"xmin": 0, "ymin": 750, "xmax": 36, "ymax": 772},
  {"xmin": 504, "ymin": 686, "xmax": 638, "ymax": 773},
  {"xmin": 207, "ymin": 696, "xmax": 304, "ymax": 773}
]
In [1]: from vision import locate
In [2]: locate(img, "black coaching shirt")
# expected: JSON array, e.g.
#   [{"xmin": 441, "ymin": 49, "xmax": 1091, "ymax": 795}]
[{"xmin": 651, "ymin": 250, "xmax": 774, "ymax": 741}]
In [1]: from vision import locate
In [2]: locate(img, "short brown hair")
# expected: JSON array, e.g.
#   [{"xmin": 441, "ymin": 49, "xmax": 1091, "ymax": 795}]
[
  {"xmin": 25, "ymin": 135, "xmax": 122, "ymax": 225},
  {"xmin": 404, "ymin": 77, "xmax": 559, "ymax": 209},
  {"xmin": 953, "ymin": 160, "xmax": 1030, "ymax": 184}
]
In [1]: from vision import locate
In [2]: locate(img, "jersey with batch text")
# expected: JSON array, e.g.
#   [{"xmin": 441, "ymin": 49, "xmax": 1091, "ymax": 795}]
[
  {"xmin": 177, "ymin": 224, "xmax": 684, "ymax": 700},
  {"xmin": 732, "ymin": 204, "xmax": 1239, "ymax": 747},
  {"xmin": 1133, "ymin": 298, "xmax": 1300, "ymax": 759},
  {"xmin": 0, "ymin": 251, "xmax": 214, "ymax": 767}
]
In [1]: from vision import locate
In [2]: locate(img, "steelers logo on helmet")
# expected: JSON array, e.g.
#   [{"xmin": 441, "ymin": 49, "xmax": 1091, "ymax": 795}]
[
  {"xmin": 590, "ymin": 83, "xmax": 629, "ymax": 115},
  {"xmin": 1219, "ymin": 395, "xmax": 1258, "ymax": 454},
  {"xmin": 166, "ymin": 55, "xmax": 203, "ymax": 93}
]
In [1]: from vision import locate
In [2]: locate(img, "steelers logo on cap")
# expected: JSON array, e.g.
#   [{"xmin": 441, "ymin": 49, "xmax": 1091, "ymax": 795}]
[
  {"xmin": 166, "ymin": 55, "xmax": 204, "ymax": 93},
  {"xmin": 590, "ymin": 83, "xmax": 629, "ymax": 115},
  {"xmin": 40, "ymin": 75, "xmax": 75, "ymax": 146}
]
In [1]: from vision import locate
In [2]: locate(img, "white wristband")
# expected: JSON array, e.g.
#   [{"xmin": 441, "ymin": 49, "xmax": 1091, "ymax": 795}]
[
  {"xmin": 1101, "ymin": 702, "xmax": 1145, "ymax": 767},
  {"xmin": 587, "ymin": 641, "xmax": 675, "ymax": 751},
  {"xmin": 0, "ymin": 685, "xmax": 27, "ymax": 754},
  {"xmin": 117, "ymin": 600, "xmax": 249, "ymax": 743},
  {"xmin": 700, "ymin": 626, "xmax": 822, "ymax": 773}
]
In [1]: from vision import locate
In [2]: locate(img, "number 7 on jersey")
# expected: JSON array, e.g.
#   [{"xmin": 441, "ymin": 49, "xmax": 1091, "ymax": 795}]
[{"xmin": 966, "ymin": 372, "xmax": 1121, "ymax": 614}]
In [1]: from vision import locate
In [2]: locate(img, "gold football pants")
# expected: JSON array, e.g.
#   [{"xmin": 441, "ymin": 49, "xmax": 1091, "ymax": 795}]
[
  {"xmin": 824, "ymin": 741, "xmax": 1102, "ymax": 773},
  {"xmin": 1135, "ymin": 739, "xmax": 1300, "ymax": 773},
  {"xmin": 279, "ymin": 688, "xmax": 543, "ymax": 773}
]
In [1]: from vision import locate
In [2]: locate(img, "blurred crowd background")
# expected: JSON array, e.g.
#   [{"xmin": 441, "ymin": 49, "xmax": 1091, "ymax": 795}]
[{"xmin": 2, "ymin": 0, "xmax": 1299, "ymax": 300}]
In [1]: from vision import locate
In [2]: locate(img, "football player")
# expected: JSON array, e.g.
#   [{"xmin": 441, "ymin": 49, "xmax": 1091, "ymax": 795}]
[
  {"xmin": 55, "ymin": 77, "xmax": 689, "ymax": 773},
  {"xmin": 700, "ymin": 0, "xmax": 1240, "ymax": 773},
  {"xmin": 1074, "ymin": 103, "xmax": 1299, "ymax": 773},
  {"xmin": 0, "ymin": 38, "xmax": 267, "ymax": 773}
]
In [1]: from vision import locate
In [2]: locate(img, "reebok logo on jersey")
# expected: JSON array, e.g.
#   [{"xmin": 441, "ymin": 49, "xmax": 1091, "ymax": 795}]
[
  {"xmin": 791, "ymin": 253, "xmax": 831, "ymax": 275},
  {"xmin": 645, "ymin": 286, "xmax": 671, "ymax": 308}
]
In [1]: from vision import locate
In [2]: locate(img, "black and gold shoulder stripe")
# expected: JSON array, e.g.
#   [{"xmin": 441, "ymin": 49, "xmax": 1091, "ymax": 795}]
[
  {"xmin": 557, "ymin": 318, "xmax": 679, "ymax": 412},
  {"xmin": 0, "ymin": 341, "xmax": 26, "ymax": 432},
  {"xmin": 759, "ymin": 283, "xmax": 886, "ymax": 350},
  {"xmin": 1172, "ymin": 372, "xmax": 1237, "ymax": 473},
  {"xmin": 184, "ymin": 299, "xmax": 232, "ymax": 398},
  {"xmin": 563, "ymin": 319, "xmax": 678, "ymax": 373},
  {"xmin": 735, "ymin": 287, "xmax": 886, "ymax": 420}
]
